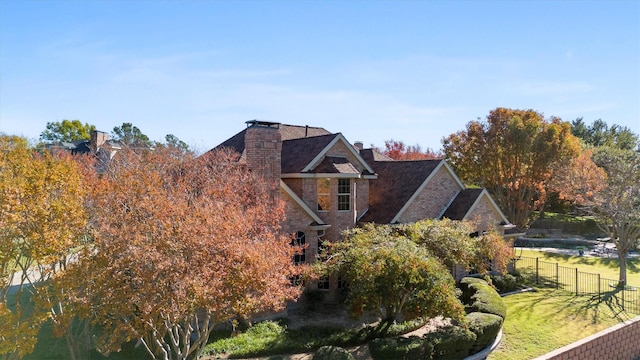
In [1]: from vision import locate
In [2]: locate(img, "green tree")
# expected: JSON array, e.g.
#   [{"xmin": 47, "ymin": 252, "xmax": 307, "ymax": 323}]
[
  {"xmin": 403, "ymin": 219, "xmax": 513, "ymax": 274},
  {"xmin": 317, "ymin": 224, "xmax": 464, "ymax": 325},
  {"xmin": 591, "ymin": 147, "xmax": 640, "ymax": 287},
  {"xmin": 155, "ymin": 134, "xmax": 191, "ymax": 154},
  {"xmin": 40, "ymin": 119, "xmax": 96, "ymax": 142},
  {"xmin": 571, "ymin": 118, "xmax": 639, "ymax": 151},
  {"xmin": 442, "ymin": 108, "xmax": 581, "ymax": 228},
  {"xmin": 111, "ymin": 122, "xmax": 150, "ymax": 147}
]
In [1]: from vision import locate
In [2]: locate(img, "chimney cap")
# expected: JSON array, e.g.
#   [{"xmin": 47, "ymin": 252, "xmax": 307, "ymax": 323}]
[{"xmin": 246, "ymin": 119, "xmax": 280, "ymax": 129}]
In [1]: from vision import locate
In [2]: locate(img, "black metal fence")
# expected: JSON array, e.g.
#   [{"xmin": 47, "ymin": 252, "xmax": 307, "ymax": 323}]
[{"xmin": 513, "ymin": 256, "xmax": 640, "ymax": 314}]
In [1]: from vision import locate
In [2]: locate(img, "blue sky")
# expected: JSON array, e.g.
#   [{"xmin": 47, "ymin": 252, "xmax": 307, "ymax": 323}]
[{"xmin": 1, "ymin": 0, "xmax": 638, "ymax": 152}]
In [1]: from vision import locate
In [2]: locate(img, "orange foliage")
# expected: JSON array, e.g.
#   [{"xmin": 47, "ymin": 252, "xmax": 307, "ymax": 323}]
[
  {"xmin": 376, "ymin": 140, "xmax": 442, "ymax": 160},
  {"xmin": 64, "ymin": 147, "xmax": 300, "ymax": 359}
]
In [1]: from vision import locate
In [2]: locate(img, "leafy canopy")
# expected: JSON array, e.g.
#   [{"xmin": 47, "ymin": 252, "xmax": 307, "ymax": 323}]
[
  {"xmin": 442, "ymin": 107, "xmax": 581, "ymax": 228},
  {"xmin": 40, "ymin": 119, "xmax": 96, "ymax": 142}
]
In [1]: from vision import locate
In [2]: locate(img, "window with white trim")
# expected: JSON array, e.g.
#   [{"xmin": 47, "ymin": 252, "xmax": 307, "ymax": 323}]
[
  {"xmin": 317, "ymin": 178, "xmax": 330, "ymax": 211},
  {"xmin": 338, "ymin": 179, "xmax": 350, "ymax": 211}
]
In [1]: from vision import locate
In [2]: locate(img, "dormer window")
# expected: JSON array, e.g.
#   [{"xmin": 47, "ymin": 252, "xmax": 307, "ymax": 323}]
[
  {"xmin": 338, "ymin": 179, "xmax": 350, "ymax": 211},
  {"xmin": 317, "ymin": 178, "xmax": 330, "ymax": 211}
]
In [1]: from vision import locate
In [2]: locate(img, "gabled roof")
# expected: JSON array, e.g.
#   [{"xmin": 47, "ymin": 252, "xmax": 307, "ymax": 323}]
[
  {"xmin": 441, "ymin": 188, "xmax": 509, "ymax": 224},
  {"xmin": 281, "ymin": 134, "xmax": 340, "ymax": 173},
  {"xmin": 359, "ymin": 148, "xmax": 395, "ymax": 162},
  {"xmin": 311, "ymin": 156, "xmax": 360, "ymax": 175},
  {"xmin": 361, "ymin": 159, "xmax": 443, "ymax": 224}
]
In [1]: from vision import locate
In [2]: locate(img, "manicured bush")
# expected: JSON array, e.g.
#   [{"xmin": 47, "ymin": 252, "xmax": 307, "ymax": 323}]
[
  {"xmin": 313, "ymin": 345, "xmax": 354, "ymax": 360},
  {"xmin": 491, "ymin": 273, "xmax": 519, "ymax": 293},
  {"xmin": 368, "ymin": 336, "xmax": 433, "ymax": 360},
  {"xmin": 466, "ymin": 312, "xmax": 503, "ymax": 353},
  {"xmin": 465, "ymin": 282, "xmax": 507, "ymax": 319},
  {"xmin": 425, "ymin": 325, "xmax": 477, "ymax": 359},
  {"xmin": 459, "ymin": 277, "xmax": 489, "ymax": 303}
]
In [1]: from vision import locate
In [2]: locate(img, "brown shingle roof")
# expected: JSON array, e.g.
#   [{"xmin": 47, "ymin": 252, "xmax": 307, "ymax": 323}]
[
  {"xmin": 311, "ymin": 156, "xmax": 360, "ymax": 175},
  {"xmin": 441, "ymin": 188, "xmax": 484, "ymax": 220},
  {"xmin": 281, "ymin": 133, "xmax": 339, "ymax": 173},
  {"xmin": 359, "ymin": 148, "xmax": 394, "ymax": 163},
  {"xmin": 213, "ymin": 124, "xmax": 332, "ymax": 158},
  {"xmin": 361, "ymin": 159, "xmax": 442, "ymax": 224}
]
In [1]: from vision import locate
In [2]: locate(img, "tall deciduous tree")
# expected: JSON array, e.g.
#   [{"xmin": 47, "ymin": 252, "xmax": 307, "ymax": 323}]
[
  {"xmin": 442, "ymin": 108, "xmax": 581, "ymax": 228},
  {"xmin": 374, "ymin": 140, "xmax": 441, "ymax": 160},
  {"xmin": 542, "ymin": 149, "xmax": 607, "ymax": 217},
  {"xmin": 0, "ymin": 135, "xmax": 88, "ymax": 360},
  {"xmin": 591, "ymin": 147, "xmax": 640, "ymax": 287},
  {"xmin": 62, "ymin": 147, "xmax": 299, "ymax": 360},
  {"xmin": 40, "ymin": 120, "xmax": 96, "ymax": 142}
]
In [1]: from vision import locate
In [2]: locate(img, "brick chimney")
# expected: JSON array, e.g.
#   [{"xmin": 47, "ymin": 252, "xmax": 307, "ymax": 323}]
[
  {"xmin": 90, "ymin": 130, "xmax": 109, "ymax": 154},
  {"xmin": 353, "ymin": 141, "xmax": 364, "ymax": 151},
  {"xmin": 244, "ymin": 120, "xmax": 282, "ymax": 199}
]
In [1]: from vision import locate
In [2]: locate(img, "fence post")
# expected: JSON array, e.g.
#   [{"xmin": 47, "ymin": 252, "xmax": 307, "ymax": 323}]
[
  {"xmin": 556, "ymin": 263, "xmax": 559, "ymax": 289},
  {"xmin": 597, "ymin": 273, "xmax": 601, "ymax": 299},
  {"xmin": 575, "ymin": 268, "xmax": 579, "ymax": 295},
  {"xmin": 536, "ymin": 258, "xmax": 539, "ymax": 284}
]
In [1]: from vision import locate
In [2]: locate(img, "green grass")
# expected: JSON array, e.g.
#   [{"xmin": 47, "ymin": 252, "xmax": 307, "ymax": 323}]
[
  {"xmin": 488, "ymin": 288, "xmax": 629, "ymax": 360},
  {"xmin": 516, "ymin": 249, "xmax": 640, "ymax": 285}
]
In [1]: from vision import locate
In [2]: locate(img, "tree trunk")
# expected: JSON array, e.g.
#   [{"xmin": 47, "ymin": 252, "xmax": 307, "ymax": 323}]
[{"xmin": 618, "ymin": 249, "xmax": 627, "ymax": 288}]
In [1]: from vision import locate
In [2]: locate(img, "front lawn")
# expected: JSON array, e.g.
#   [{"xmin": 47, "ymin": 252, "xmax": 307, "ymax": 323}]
[
  {"xmin": 516, "ymin": 249, "xmax": 640, "ymax": 285},
  {"xmin": 488, "ymin": 288, "xmax": 628, "ymax": 360}
]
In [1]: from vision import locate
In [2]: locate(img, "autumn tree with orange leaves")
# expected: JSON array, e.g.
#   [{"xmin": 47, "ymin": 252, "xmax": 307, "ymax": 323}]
[
  {"xmin": 0, "ymin": 135, "xmax": 88, "ymax": 360},
  {"xmin": 60, "ymin": 147, "xmax": 300, "ymax": 360},
  {"xmin": 540, "ymin": 148, "xmax": 607, "ymax": 218},
  {"xmin": 443, "ymin": 108, "xmax": 581, "ymax": 228},
  {"xmin": 375, "ymin": 140, "xmax": 441, "ymax": 160}
]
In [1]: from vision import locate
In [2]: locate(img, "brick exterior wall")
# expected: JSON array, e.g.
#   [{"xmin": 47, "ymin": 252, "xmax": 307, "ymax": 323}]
[
  {"xmin": 281, "ymin": 189, "xmax": 320, "ymax": 263},
  {"xmin": 398, "ymin": 165, "xmax": 462, "ymax": 223},
  {"xmin": 355, "ymin": 178, "xmax": 369, "ymax": 222},
  {"xmin": 466, "ymin": 196, "xmax": 504, "ymax": 232},
  {"xmin": 533, "ymin": 315, "xmax": 640, "ymax": 360}
]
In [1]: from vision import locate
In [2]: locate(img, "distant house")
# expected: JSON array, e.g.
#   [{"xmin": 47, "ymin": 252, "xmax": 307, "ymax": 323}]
[{"xmin": 213, "ymin": 120, "xmax": 516, "ymax": 291}]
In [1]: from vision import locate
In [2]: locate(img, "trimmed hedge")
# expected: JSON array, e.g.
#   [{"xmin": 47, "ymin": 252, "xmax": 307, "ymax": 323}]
[
  {"xmin": 368, "ymin": 277, "xmax": 506, "ymax": 359},
  {"xmin": 368, "ymin": 326, "xmax": 476, "ymax": 360},
  {"xmin": 466, "ymin": 312, "xmax": 503, "ymax": 353},
  {"xmin": 461, "ymin": 279, "xmax": 507, "ymax": 319},
  {"xmin": 369, "ymin": 336, "xmax": 433, "ymax": 360},
  {"xmin": 313, "ymin": 345, "xmax": 355, "ymax": 360}
]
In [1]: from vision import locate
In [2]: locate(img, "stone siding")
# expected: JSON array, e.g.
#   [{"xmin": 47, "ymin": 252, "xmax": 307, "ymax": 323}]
[
  {"xmin": 398, "ymin": 165, "xmax": 462, "ymax": 223},
  {"xmin": 534, "ymin": 315, "xmax": 640, "ymax": 360}
]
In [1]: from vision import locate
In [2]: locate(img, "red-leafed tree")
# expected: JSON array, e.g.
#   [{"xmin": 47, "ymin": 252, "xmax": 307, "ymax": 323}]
[
  {"xmin": 375, "ymin": 140, "xmax": 442, "ymax": 160},
  {"xmin": 60, "ymin": 147, "xmax": 300, "ymax": 360}
]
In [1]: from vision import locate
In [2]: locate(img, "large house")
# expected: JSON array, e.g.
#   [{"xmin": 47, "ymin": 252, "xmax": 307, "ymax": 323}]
[{"xmin": 214, "ymin": 120, "xmax": 513, "ymax": 289}]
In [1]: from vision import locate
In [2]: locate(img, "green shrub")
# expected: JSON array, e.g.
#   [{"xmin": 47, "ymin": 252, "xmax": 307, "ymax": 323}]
[
  {"xmin": 466, "ymin": 312, "xmax": 503, "ymax": 353},
  {"xmin": 459, "ymin": 277, "xmax": 488, "ymax": 303},
  {"xmin": 465, "ymin": 283, "xmax": 507, "ymax": 319},
  {"xmin": 491, "ymin": 273, "xmax": 519, "ymax": 293},
  {"xmin": 369, "ymin": 336, "xmax": 433, "ymax": 360},
  {"xmin": 313, "ymin": 345, "xmax": 354, "ymax": 360},
  {"xmin": 425, "ymin": 325, "xmax": 476, "ymax": 359}
]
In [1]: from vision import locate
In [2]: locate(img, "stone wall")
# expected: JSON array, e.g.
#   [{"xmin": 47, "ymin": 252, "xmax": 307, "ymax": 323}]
[{"xmin": 533, "ymin": 315, "xmax": 640, "ymax": 360}]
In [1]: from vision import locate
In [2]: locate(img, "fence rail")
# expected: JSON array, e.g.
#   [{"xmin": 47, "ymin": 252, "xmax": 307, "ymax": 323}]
[{"xmin": 513, "ymin": 256, "xmax": 640, "ymax": 314}]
